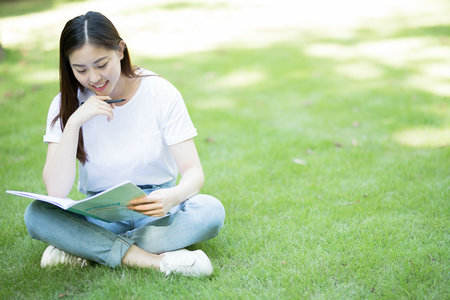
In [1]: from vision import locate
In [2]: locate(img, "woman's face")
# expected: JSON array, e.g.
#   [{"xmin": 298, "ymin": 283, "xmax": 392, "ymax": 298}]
[{"xmin": 68, "ymin": 42, "xmax": 124, "ymax": 97}]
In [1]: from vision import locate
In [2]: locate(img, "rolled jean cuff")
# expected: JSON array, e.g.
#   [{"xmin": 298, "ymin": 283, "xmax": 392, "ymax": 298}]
[{"xmin": 106, "ymin": 236, "xmax": 135, "ymax": 268}]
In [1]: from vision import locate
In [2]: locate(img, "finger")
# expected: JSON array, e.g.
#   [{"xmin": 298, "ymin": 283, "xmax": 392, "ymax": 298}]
[
  {"xmin": 146, "ymin": 191, "xmax": 164, "ymax": 202},
  {"xmin": 95, "ymin": 95, "xmax": 111, "ymax": 101},
  {"xmin": 132, "ymin": 202, "xmax": 163, "ymax": 210},
  {"xmin": 96, "ymin": 99, "xmax": 113, "ymax": 110},
  {"xmin": 95, "ymin": 104, "xmax": 112, "ymax": 115},
  {"xmin": 83, "ymin": 99, "xmax": 111, "ymax": 113},
  {"xmin": 95, "ymin": 103, "xmax": 114, "ymax": 120},
  {"xmin": 140, "ymin": 207, "xmax": 165, "ymax": 217},
  {"xmin": 143, "ymin": 211, "xmax": 165, "ymax": 217},
  {"xmin": 85, "ymin": 95, "xmax": 110, "ymax": 104},
  {"xmin": 128, "ymin": 196, "xmax": 154, "ymax": 205},
  {"xmin": 128, "ymin": 198, "xmax": 161, "ymax": 209},
  {"xmin": 128, "ymin": 203, "xmax": 162, "ymax": 212}
]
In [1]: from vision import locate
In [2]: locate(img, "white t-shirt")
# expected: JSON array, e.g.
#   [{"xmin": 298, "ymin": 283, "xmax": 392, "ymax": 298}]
[{"xmin": 44, "ymin": 70, "xmax": 197, "ymax": 194}]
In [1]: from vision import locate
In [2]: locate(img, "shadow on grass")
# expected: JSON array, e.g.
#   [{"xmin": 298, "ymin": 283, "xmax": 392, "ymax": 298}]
[
  {"xmin": 395, "ymin": 24, "xmax": 450, "ymax": 38},
  {"xmin": 134, "ymin": 27, "xmax": 448, "ymax": 148},
  {"xmin": 0, "ymin": 0, "xmax": 86, "ymax": 18},
  {"xmin": 0, "ymin": 14, "xmax": 448, "ymax": 298}
]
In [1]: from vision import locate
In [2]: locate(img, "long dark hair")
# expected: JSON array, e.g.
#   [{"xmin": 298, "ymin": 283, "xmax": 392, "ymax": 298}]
[{"xmin": 53, "ymin": 11, "xmax": 137, "ymax": 164}]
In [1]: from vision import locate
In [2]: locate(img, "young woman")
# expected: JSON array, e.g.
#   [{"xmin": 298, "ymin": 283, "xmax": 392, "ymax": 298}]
[{"xmin": 24, "ymin": 11, "xmax": 225, "ymax": 277}]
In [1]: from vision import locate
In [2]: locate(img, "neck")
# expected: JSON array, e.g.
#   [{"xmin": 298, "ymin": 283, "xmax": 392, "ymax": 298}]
[{"xmin": 110, "ymin": 74, "xmax": 128, "ymax": 99}]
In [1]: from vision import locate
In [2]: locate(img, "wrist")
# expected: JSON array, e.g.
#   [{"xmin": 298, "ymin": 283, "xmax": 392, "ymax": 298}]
[
  {"xmin": 66, "ymin": 115, "xmax": 82, "ymax": 131},
  {"xmin": 171, "ymin": 182, "xmax": 200, "ymax": 204},
  {"xmin": 169, "ymin": 186, "xmax": 184, "ymax": 206}
]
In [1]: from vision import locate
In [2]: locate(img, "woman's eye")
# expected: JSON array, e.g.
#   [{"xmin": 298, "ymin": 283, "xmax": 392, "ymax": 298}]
[
  {"xmin": 76, "ymin": 69, "xmax": 87, "ymax": 74},
  {"xmin": 97, "ymin": 63, "xmax": 108, "ymax": 69}
]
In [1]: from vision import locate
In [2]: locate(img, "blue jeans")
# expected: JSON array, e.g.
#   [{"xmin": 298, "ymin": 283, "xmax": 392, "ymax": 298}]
[{"xmin": 24, "ymin": 183, "xmax": 225, "ymax": 268}]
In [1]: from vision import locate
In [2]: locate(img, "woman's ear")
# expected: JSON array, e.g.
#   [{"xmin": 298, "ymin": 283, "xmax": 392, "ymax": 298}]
[{"xmin": 118, "ymin": 40, "xmax": 126, "ymax": 60}]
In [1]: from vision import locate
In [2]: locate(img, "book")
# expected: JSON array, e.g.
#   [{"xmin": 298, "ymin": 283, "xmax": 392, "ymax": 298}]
[{"xmin": 6, "ymin": 181, "xmax": 149, "ymax": 223}]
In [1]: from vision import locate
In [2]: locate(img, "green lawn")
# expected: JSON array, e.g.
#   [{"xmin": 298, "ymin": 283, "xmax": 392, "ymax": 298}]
[{"xmin": 1, "ymin": 1, "xmax": 449, "ymax": 299}]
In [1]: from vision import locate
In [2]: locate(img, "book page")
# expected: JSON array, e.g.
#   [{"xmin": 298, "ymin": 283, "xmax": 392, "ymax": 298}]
[{"xmin": 5, "ymin": 191, "xmax": 75, "ymax": 209}]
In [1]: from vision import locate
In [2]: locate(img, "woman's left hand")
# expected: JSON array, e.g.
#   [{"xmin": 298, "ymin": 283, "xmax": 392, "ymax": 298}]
[
  {"xmin": 127, "ymin": 139, "xmax": 203, "ymax": 218},
  {"xmin": 127, "ymin": 188, "xmax": 179, "ymax": 217}
]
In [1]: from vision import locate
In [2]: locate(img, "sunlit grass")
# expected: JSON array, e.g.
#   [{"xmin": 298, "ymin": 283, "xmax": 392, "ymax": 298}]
[
  {"xmin": 1, "ymin": 0, "xmax": 449, "ymax": 299},
  {"xmin": 393, "ymin": 127, "xmax": 450, "ymax": 148}
]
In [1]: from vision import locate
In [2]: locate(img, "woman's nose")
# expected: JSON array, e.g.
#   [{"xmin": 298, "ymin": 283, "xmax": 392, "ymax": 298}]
[{"xmin": 88, "ymin": 69, "xmax": 101, "ymax": 84}]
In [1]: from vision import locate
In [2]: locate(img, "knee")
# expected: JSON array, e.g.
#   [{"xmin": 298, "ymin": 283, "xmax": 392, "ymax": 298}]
[
  {"xmin": 24, "ymin": 201, "xmax": 53, "ymax": 238},
  {"xmin": 192, "ymin": 194, "xmax": 225, "ymax": 236}
]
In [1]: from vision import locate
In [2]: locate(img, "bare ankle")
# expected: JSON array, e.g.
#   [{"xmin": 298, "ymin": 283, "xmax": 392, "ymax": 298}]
[{"xmin": 122, "ymin": 245, "xmax": 162, "ymax": 269}]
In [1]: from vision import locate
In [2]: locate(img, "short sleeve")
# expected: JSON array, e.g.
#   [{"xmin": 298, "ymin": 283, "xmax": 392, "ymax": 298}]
[
  {"xmin": 158, "ymin": 79, "xmax": 197, "ymax": 145},
  {"xmin": 43, "ymin": 94, "xmax": 63, "ymax": 143}
]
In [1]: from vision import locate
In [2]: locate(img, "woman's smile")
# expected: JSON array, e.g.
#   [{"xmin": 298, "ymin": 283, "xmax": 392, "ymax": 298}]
[
  {"xmin": 69, "ymin": 43, "xmax": 124, "ymax": 97},
  {"xmin": 92, "ymin": 80, "xmax": 109, "ymax": 92}
]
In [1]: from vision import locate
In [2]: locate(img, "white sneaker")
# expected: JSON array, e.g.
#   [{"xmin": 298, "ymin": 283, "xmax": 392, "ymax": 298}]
[
  {"xmin": 160, "ymin": 249, "xmax": 213, "ymax": 276},
  {"xmin": 40, "ymin": 245, "xmax": 89, "ymax": 268}
]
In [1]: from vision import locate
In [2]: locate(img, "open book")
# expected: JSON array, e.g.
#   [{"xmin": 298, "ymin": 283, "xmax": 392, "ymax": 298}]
[{"xmin": 6, "ymin": 181, "xmax": 148, "ymax": 223}]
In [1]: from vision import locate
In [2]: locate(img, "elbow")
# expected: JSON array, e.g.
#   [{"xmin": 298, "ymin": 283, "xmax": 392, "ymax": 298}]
[
  {"xmin": 45, "ymin": 186, "xmax": 69, "ymax": 198},
  {"xmin": 43, "ymin": 172, "xmax": 69, "ymax": 198},
  {"xmin": 186, "ymin": 167, "xmax": 204, "ymax": 195},
  {"xmin": 198, "ymin": 168, "xmax": 205, "ymax": 190},
  {"xmin": 46, "ymin": 188, "xmax": 69, "ymax": 199}
]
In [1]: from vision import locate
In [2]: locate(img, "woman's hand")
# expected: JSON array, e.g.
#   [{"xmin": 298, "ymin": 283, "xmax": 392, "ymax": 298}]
[
  {"xmin": 127, "ymin": 139, "xmax": 204, "ymax": 217},
  {"xmin": 127, "ymin": 188, "xmax": 180, "ymax": 217},
  {"xmin": 69, "ymin": 95, "xmax": 115, "ymax": 128}
]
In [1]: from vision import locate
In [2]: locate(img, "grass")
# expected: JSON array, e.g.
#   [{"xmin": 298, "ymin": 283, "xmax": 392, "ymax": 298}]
[
  {"xmin": 1, "ymin": 1, "xmax": 449, "ymax": 299},
  {"xmin": 0, "ymin": 0, "xmax": 85, "ymax": 18}
]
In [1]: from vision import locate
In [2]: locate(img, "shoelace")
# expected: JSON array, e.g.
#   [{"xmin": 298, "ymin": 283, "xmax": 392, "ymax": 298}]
[
  {"xmin": 79, "ymin": 259, "xmax": 88, "ymax": 268},
  {"xmin": 60, "ymin": 251, "xmax": 88, "ymax": 267},
  {"xmin": 162, "ymin": 255, "xmax": 197, "ymax": 275}
]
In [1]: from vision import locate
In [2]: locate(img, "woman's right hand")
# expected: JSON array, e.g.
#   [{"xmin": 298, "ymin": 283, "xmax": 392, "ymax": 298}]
[
  {"xmin": 69, "ymin": 95, "xmax": 115, "ymax": 128},
  {"xmin": 43, "ymin": 96, "xmax": 116, "ymax": 197}
]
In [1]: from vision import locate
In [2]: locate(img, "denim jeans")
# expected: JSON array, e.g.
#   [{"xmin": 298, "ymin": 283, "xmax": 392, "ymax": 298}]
[{"xmin": 24, "ymin": 182, "xmax": 225, "ymax": 268}]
